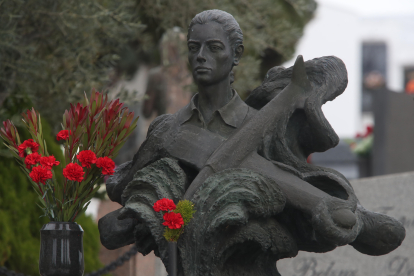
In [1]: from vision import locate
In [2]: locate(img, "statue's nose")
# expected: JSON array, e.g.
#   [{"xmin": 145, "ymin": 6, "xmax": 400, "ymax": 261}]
[
  {"xmin": 197, "ymin": 46, "xmax": 207, "ymax": 62},
  {"xmin": 331, "ymin": 208, "xmax": 357, "ymax": 229},
  {"xmin": 197, "ymin": 55, "xmax": 206, "ymax": 63}
]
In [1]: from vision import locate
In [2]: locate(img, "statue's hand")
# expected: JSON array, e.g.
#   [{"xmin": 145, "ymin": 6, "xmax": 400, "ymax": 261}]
[
  {"xmin": 98, "ymin": 208, "xmax": 137, "ymax": 250},
  {"xmin": 286, "ymin": 55, "xmax": 312, "ymax": 109},
  {"xmin": 310, "ymin": 197, "xmax": 360, "ymax": 246}
]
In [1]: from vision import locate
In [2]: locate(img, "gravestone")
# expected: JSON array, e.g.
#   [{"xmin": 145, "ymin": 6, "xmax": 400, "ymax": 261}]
[
  {"xmin": 372, "ymin": 89, "xmax": 414, "ymax": 176},
  {"xmin": 278, "ymin": 171, "xmax": 414, "ymax": 276}
]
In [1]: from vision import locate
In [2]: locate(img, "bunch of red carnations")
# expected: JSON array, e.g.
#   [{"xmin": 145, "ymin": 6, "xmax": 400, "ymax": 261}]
[
  {"xmin": 0, "ymin": 89, "xmax": 138, "ymax": 222},
  {"xmin": 153, "ymin": 198, "xmax": 196, "ymax": 242}
]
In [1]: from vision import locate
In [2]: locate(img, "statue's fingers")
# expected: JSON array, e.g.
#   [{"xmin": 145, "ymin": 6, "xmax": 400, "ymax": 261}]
[
  {"xmin": 291, "ymin": 55, "xmax": 312, "ymax": 91},
  {"xmin": 98, "ymin": 208, "xmax": 137, "ymax": 250}
]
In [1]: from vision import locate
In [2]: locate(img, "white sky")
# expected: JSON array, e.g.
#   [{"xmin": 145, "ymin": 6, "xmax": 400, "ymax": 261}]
[{"xmin": 318, "ymin": 0, "xmax": 414, "ymax": 17}]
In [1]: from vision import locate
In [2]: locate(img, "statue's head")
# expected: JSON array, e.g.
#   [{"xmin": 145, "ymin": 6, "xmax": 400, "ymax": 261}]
[{"xmin": 187, "ymin": 10, "xmax": 244, "ymax": 86}]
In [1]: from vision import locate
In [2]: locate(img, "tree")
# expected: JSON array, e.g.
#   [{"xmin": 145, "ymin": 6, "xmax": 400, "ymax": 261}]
[
  {"xmin": 0, "ymin": 0, "xmax": 316, "ymax": 130},
  {"xmin": 0, "ymin": 0, "xmax": 144, "ymax": 128}
]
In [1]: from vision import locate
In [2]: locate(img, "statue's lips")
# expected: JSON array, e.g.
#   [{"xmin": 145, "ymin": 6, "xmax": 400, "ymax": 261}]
[{"xmin": 195, "ymin": 67, "xmax": 211, "ymax": 73}]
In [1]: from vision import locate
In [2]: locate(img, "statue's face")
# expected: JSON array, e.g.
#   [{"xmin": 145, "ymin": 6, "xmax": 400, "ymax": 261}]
[{"xmin": 187, "ymin": 22, "xmax": 234, "ymax": 86}]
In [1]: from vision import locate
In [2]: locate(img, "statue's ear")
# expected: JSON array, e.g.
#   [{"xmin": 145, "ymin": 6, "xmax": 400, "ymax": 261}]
[{"xmin": 233, "ymin": 45, "xmax": 244, "ymax": 66}]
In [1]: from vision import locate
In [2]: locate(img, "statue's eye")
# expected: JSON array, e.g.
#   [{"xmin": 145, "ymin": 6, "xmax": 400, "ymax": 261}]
[
  {"xmin": 188, "ymin": 45, "xmax": 199, "ymax": 52},
  {"xmin": 209, "ymin": 45, "xmax": 221, "ymax": 51}
]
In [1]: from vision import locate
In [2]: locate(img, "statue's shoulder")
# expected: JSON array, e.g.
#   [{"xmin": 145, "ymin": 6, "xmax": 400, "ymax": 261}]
[
  {"xmin": 145, "ymin": 105, "xmax": 189, "ymax": 141},
  {"xmin": 147, "ymin": 113, "xmax": 174, "ymax": 138},
  {"xmin": 147, "ymin": 102, "xmax": 194, "ymax": 138}
]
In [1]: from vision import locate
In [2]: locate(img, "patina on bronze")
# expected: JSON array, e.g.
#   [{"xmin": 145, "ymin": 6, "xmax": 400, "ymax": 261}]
[{"xmin": 98, "ymin": 10, "xmax": 405, "ymax": 276}]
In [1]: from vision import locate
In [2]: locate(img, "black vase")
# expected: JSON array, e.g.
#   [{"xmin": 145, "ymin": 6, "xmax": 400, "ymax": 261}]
[{"xmin": 39, "ymin": 222, "xmax": 84, "ymax": 276}]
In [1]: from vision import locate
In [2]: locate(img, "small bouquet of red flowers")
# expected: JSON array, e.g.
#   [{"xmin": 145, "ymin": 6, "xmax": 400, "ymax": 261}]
[
  {"xmin": 0, "ymin": 90, "xmax": 138, "ymax": 222},
  {"xmin": 346, "ymin": 125, "xmax": 374, "ymax": 157},
  {"xmin": 153, "ymin": 198, "xmax": 195, "ymax": 242}
]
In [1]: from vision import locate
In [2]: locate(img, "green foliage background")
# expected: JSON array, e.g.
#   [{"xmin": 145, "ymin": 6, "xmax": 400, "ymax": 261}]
[
  {"xmin": 0, "ymin": 0, "xmax": 316, "ymax": 130},
  {"xmin": 0, "ymin": 0, "xmax": 144, "ymax": 129},
  {"xmin": 136, "ymin": 0, "xmax": 317, "ymax": 96},
  {"xmin": 0, "ymin": 95, "xmax": 104, "ymax": 274}
]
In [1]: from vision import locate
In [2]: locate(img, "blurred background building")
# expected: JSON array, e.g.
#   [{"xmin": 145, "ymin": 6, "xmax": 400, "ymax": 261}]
[{"xmin": 283, "ymin": 0, "xmax": 414, "ymax": 179}]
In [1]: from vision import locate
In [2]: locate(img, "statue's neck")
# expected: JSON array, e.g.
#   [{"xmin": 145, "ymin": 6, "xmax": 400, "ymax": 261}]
[{"xmin": 197, "ymin": 77, "xmax": 233, "ymax": 123}]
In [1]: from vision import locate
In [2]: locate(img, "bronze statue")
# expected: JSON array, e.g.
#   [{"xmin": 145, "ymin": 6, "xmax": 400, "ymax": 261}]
[{"xmin": 99, "ymin": 10, "xmax": 405, "ymax": 276}]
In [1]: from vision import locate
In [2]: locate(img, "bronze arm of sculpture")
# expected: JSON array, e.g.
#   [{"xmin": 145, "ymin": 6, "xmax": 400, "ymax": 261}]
[{"xmin": 184, "ymin": 55, "xmax": 360, "ymax": 246}]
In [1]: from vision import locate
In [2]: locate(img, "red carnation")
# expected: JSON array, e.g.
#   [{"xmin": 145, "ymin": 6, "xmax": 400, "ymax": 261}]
[
  {"xmin": 40, "ymin": 156, "xmax": 60, "ymax": 170},
  {"xmin": 63, "ymin": 163, "xmax": 84, "ymax": 182},
  {"xmin": 76, "ymin": 150, "xmax": 97, "ymax": 168},
  {"xmin": 153, "ymin": 198, "xmax": 176, "ymax": 212},
  {"xmin": 25, "ymin": 152, "xmax": 41, "ymax": 169},
  {"xmin": 29, "ymin": 166, "xmax": 53, "ymax": 184},
  {"xmin": 365, "ymin": 126, "xmax": 373, "ymax": 137},
  {"xmin": 56, "ymin": 130, "xmax": 70, "ymax": 141},
  {"xmin": 162, "ymin": 212, "xmax": 184, "ymax": 229},
  {"xmin": 18, "ymin": 139, "xmax": 39, "ymax": 157},
  {"xmin": 96, "ymin": 157, "xmax": 115, "ymax": 175}
]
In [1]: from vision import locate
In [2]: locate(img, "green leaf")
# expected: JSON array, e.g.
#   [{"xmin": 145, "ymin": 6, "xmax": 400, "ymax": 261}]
[
  {"xmin": 118, "ymin": 114, "xmax": 128, "ymax": 130},
  {"xmin": 38, "ymin": 196, "xmax": 47, "ymax": 207},
  {"xmin": 124, "ymin": 124, "xmax": 137, "ymax": 139},
  {"xmin": 82, "ymin": 133, "xmax": 89, "ymax": 150},
  {"xmin": 84, "ymin": 91, "xmax": 90, "ymax": 106},
  {"xmin": 15, "ymin": 130, "xmax": 21, "ymax": 145},
  {"xmin": 110, "ymin": 142, "xmax": 125, "ymax": 158},
  {"xmin": 36, "ymin": 132, "xmax": 42, "ymax": 145},
  {"xmin": 117, "ymin": 128, "xmax": 127, "ymax": 141},
  {"xmin": 130, "ymin": 116, "xmax": 139, "ymax": 129},
  {"xmin": 95, "ymin": 134, "xmax": 103, "ymax": 152},
  {"xmin": 38, "ymin": 114, "xmax": 43, "ymax": 136},
  {"xmin": 42, "ymin": 190, "xmax": 48, "ymax": 200},
  {"xmin": 81, "ymin": 185, "xmax": 100, "ymax": 204},
  {"xmin": 91, "ymin": 101, "xmax": 96, "ymax": 116},
  {"xmin": 74, "ymin": 127, "xmax": 84, "ymax": 139},
  {"xmin": 4, "ymin": 144, "xmax": 21, "ymax": 160},
  {"xmin": 78, "ymin": 180, "xmax": 97, "ymax": 200},
  {"xmin": 43, "ymin": 139, "xmax": 49, "ymax": 156}
]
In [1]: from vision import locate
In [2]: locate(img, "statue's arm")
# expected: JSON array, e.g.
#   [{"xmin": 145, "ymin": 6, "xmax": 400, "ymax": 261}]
[
  {"xmin": 184, "ymin": 55, "xmax": 312, "ymax": 199},
  {"xmin": 106, "ymin": 114, "xmax": 171, "ymax": 204},
  {"xmin": 183, "ymin": 56, "xmax": 361, "ymax": 247},
  {"xmin": 240, "ymin": 56, "xmax": 404, "ymax": 252},
  {"xmin": 99, "ymin": 114, "xmax": 172, "ymax": 250}
]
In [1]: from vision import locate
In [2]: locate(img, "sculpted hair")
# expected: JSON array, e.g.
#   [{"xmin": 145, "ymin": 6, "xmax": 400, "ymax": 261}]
[{"xmin": 187, "ymin": 9, "xmax": 243, "ymax": 54}]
